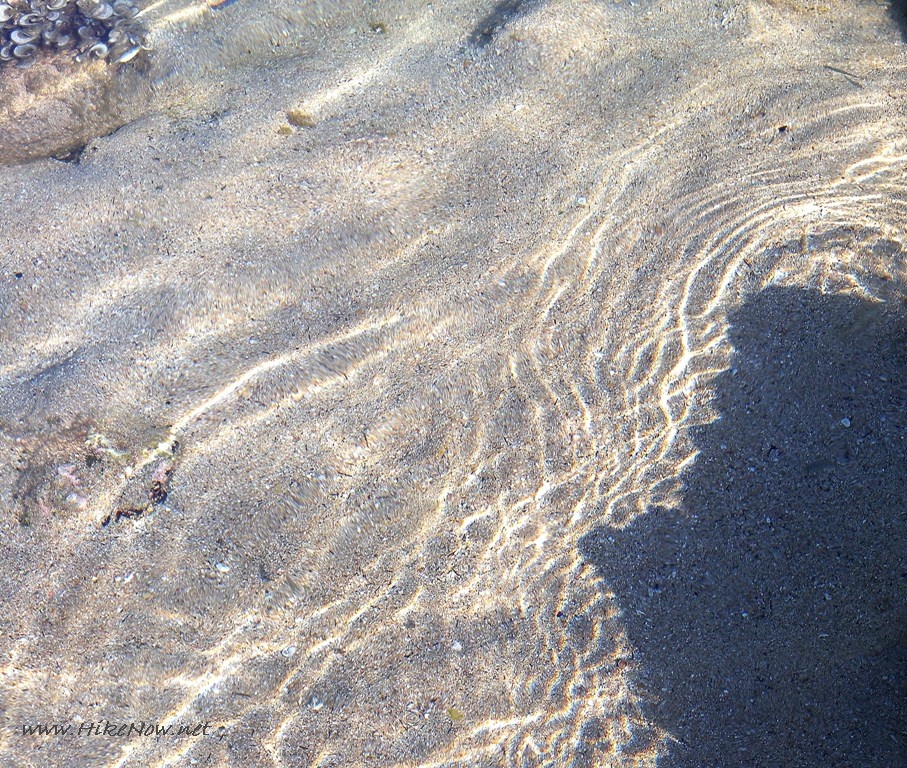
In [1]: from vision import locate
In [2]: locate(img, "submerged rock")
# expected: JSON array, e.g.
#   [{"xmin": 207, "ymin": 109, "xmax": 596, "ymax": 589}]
[
  {"xmin": 0, "ymin": 0, "xmax": 149, "ymax": 68},
  {"xmin": 0, "ymin": 50, "xmax": 151, "ymax": 163},
  {"xmin": 0, "ymin": 0, "xmax": 151, "ymax": 164}
]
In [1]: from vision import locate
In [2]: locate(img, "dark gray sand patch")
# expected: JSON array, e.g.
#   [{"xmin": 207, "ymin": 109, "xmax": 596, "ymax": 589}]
[
  {"xmin": 889, "ymin": 0, "xmax": 907, "ymax": 41},
  {"xmin": 467, "ymin": 0, "xmax": 542, "ymax": 49},
  {"xmin": 581, "ymin": 284, "xmax": 907, "ymax": 768}
]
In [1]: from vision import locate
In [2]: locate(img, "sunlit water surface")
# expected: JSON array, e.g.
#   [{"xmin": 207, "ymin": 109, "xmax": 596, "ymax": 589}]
[{"xmin": 0, "ymin": 1, "xmax": 905, "ymax": 766}]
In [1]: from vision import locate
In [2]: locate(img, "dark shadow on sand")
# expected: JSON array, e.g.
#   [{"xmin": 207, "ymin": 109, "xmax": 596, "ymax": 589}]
[
  {"xmin": 467, "ymin": 0, "xmax": 541, "ymax": 48},
  {"xmin": 580, "ymin": 285, "xmax": 907, "ymax": 767},
  {"xmin": 890, "ymin": 0, "xmax": 907, "ymax": 42}
]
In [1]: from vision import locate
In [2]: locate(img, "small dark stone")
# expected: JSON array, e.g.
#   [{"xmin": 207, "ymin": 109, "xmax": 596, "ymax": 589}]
[
  {"xmin": 148, "ymin": 480, "xmax": 167, "ymax": 504},
  {"xmin": 52, "ymin": 143, "xmax": 87, "ymax": 163}
]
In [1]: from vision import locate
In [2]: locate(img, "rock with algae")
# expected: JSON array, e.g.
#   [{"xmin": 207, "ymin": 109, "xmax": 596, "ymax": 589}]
[
  {"xmin": 0, "ymin": 0, "xmax": 149, "ymax": 68},
  {"xmin": 0, "ymin": 0, "xmax": 151, "ymax": 164},
  {"xmin": 0, "ymin": 51, "xmax": 151, "ymax": 163}
]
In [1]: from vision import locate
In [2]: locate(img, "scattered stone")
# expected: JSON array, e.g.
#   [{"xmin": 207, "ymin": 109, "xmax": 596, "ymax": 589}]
[{"xmin": 286, "ymin": 107, "xmax": 316, "ymax": 128}]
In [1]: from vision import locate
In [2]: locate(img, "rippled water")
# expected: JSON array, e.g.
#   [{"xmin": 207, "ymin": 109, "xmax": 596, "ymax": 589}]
[{"xmin": 1, "ymin": 1, "xmax": 905, "ymax": 766}]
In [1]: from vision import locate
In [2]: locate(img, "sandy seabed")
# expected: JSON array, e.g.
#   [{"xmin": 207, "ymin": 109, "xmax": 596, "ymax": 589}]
[{"xmin": 0, "ymin": 1, "xmax": 905, "ymax": 766}]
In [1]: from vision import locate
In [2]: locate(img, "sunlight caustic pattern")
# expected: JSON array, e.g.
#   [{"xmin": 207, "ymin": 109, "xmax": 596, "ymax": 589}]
[{"xmin": 0, "ymin": 1, "xmax": 904, "ymax": 767}]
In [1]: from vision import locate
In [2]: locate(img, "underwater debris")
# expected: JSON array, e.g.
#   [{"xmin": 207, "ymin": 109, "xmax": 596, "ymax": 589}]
[{"xmin": 286, "ymin": 106, "xmax": 316, "ymax": 128}]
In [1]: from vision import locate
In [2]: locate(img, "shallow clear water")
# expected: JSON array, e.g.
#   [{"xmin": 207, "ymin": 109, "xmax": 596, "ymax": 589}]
[{"xmin": 0, "ymin": 1, "xmax": 905, "ymax": 766}]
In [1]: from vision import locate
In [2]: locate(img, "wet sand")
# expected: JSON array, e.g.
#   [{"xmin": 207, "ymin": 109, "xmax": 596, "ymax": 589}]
[{"xmin": 0, "ymin": 1, "xmax": 905, "ymax": 766}]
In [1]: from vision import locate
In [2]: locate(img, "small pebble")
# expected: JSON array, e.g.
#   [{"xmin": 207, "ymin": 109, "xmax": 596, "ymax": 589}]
[
  {"xmin": 286, "ymin": 108, "xmax": 317, "ymax": 128},
  {"xmin": 214, "ymin": 562, "xmax": 230, "ymax": 573},
  {"xmin": 451, "ymin": 640, "xmax": 463, "ymax": 652},
  {"xmin": 281, "ymin": 645, "xmax": 297, "ymax": 657},
  {"xmin": 840, "ymin": 418, "xmax": 851, "ymax": 427}
]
